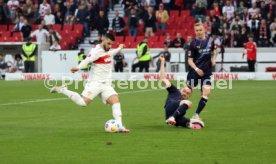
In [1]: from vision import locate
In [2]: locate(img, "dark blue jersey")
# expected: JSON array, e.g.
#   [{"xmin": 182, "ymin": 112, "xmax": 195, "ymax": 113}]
[
  {"xmin": 188, "ymin": 36, "xmax": 215, "ymax": 75},
  {"xmin": 164, "ymin": 85, "xmax": 182, "ymax": 119}
]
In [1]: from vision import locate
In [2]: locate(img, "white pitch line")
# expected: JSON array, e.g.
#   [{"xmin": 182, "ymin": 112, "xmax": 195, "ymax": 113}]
[{"xmin": 0, "ymin": 89, "xmax": 162, "ymax": 106}]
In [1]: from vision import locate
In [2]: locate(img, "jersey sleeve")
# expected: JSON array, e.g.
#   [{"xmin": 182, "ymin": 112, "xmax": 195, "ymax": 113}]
[
  {"xmin": 86, "ymin": 49, "xmax": 101, "ymax": 62},
  {"xmin": 166, "ymin": 84, "xmax": 178, "ymax": 94},
  {"xmin": 188, "ymin": 41, "xmax": 195, "ymax": 58}
]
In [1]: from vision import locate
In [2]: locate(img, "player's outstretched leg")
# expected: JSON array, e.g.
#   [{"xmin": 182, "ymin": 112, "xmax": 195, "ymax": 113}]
[
  {"xmin": 193, "ymin": 85, "xmax": 211, "ymax": 119},
  {"xmin": 106, "ymin": 95, "xmax": 129, "ymax": 133},
  {"xmin": 50, "ymin": 85, "xmax": 88, "ymax": 107}
]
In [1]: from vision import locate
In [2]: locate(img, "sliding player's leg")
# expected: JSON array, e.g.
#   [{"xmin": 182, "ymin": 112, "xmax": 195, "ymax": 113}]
[{"xmin": 166, "ymin": 100, "xmax": 192, "ymax": 125}]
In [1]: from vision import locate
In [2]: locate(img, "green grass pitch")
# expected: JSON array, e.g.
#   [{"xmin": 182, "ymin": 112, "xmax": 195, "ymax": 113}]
[{"xmin": 0, "ymin": 80, "xmax": 276, "ymax": 164}]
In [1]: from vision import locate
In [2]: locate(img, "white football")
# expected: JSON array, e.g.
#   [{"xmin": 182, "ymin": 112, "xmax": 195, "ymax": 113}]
[{"xmin": 105, "ymin": 119, "xmax": 119, "ymax": 133}]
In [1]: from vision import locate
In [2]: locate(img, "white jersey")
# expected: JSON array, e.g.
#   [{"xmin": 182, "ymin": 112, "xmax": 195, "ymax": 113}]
[{"xmin": 83, "ymin": 44, "xmax": 121, "ymax": 82}]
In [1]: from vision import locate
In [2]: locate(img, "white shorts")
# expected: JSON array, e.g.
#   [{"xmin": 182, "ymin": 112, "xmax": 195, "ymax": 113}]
[{"xmin": 81, "ymin": 81, "xmax": 118, "ymax": 104}]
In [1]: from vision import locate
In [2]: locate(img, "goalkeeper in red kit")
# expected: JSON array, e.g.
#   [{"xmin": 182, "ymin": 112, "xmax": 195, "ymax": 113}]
[{"xmin": 243, "ymin": 35, "xmax": 257, "ymax": 72}]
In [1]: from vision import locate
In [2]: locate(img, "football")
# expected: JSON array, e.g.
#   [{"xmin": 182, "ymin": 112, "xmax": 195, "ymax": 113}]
[{"xmin": 105, "ymin": 119, "xmax": 119, "ymax": 133}]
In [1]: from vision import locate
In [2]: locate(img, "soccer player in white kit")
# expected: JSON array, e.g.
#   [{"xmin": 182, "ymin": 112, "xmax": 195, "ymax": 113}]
[{"xmin": 50, "ymin": 33, "xmax": 129, "ymax": 133}]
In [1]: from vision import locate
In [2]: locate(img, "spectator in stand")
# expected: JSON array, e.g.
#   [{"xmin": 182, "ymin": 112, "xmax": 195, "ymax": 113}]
[
  {"xmin": 185, "ymin": 0, "xmax": 194, "ymax": 10},
  {"xmin": 7, "ymin": 0, "xmax": 19, "ymax": 22},
  {"xmin": 163, "ymin": 33, "xmax": 173, "ymax": 47},
  {"xmin": 152, "ymin": 45, "xmax": 171, "ymax": 72},
  {"xmin": 196, "ymin": 0, "xmax": 207, "ymax": 8},
  {"xmin": 65, "ymin": 1, "xmax": 77, "ymax": 18},
  {"xmin": 194, "ymin": 2, "xmax": 206, "ymax": 22},
  {"xmin": 162, "ymin": 0, "xmax": 171, "ymax": 12},
  {"xmin": 44, "ymin": 9, "xmax": 55, "ymax": 25},
  {"xmin": 211, "ymin": 15, "xmax": 221, "ymax": 35},
  {"xmin": 184, "ymin": 35, "xmax": 192, "ymax": 72},
  {"xmin": 0, "ymin": 0, "xmax": 10, "ymax": 24},
  {"xmin": 225, "ymin": 30, "xmax": 239, "ymax": 47},
  {"xmin": 248, "ymin": 2, "xmax": 258, "ymax": 18},
  {"xmin": 48, "ymin": 27, "xmax": 62, "ymax": 47},
  {"xmin": 255, "ymin": 8, "xmax": 262, "ymax": 21},
  {"xmin": 25, "ymin": 0, "xmax": 36, "ymax": 21},
  {"xmin": 242, "ymin": 8, "xmax": 250, "ymax": 23},
  {"xmin": 11, "ymin": 54, "xmax": 24, "ymax": 73},
  {"xmin": 88, "ymin": 0, "xmax": 100, "ymax": 30},
  {"xmin": 76, "ymin": 4, "xmax": 90, "ymax": 37},
  {"xmin": 55, "ymin": 11, "xmax": 64, "ymax": 24},
  {"xmin": 143, "ymin": 7, "xmax": 156, "ymax": 37},
  {"xmin": 30, "ymin": 24, "xmax": 49, "ymax": 44},
  {"xmin": 211, "ymin": 1, "xmax": 221, "ymax": 17},
  {"xmin": 258, "ymin": 18, "xmax": 270, "ymax": 47},
  {"xmin": 49, "ymin": 41, "xmax": 61, "ymax": 51},
  {"xmin": 237, "ymin": 1, "xmax": 247, "ymax": 18},
  {"xmin": 39, "ymin": 0, "xmax": 51, "ymax": 19},
  {"xmin": 95, "ymin": 10, "xmax": 109, "ymax": 36},
  {"xmin": 238, "ymin": 27, "xmax": 249, "ymax": 47},
  {"xmin": 172, "ymin": 33, "xmax": 185, "ymax": 48},
  {"xmin": 21, "ymin": 19, "xmax": 32, "ymax": 41},
  {"xmin": 269, "ymin": 17, "xmax": 276, "ymax": 32},
  {"xmin": 222, "ymin": 0, "xmax": 235, "ymax": 20},
  {"xmin": 243, "ymin": 35, "xmax": 257, "ymax": 72},
  {"xmin": 65, "ymin": 12, "xmax": 75, "ymax": 24},
  {"xmin": 247, "ymin": 14, "xmax": 259, "ymax": 40},
  {"xmin": 230, "ymin": 15, "xmax": 243, "ymax": 32},
  {"xmin": 259, "ymin": 1, "xmax": 268, "ymax": 18},
  {"xmin": 270, "ymin": 26, "xmax": 276, "ymax": 47},
  {"xmin": 155, "ymin": 3, "xmax": 169, "ymax": 35},
  {"xmin": 40, "ymin": 19, "xmax": 49, "ymax": 31},
  {"xmin": 128, "ymin": 8, "xmax": 139, "ymax": 37},
  {"xmin": 112, "ymin": 10, "xmax": 125, "ymax": 36},
  {"xmin": 203, "ymin": 16, "xmax": 212, "ymax": 35},
  {"xmin": 13, "ymin": 15, "xmax": 25, "ymax": 31}
]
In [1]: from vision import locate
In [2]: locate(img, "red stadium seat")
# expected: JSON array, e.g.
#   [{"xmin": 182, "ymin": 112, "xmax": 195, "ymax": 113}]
[
  {"xmin": 8, "ymin": 24, "xmax": 15, "ymax": 31},
  {"xmin": 135, "ymin": 36, "xmax": 144, "ymax": 43},
  {"xmin": 0, "ymin": 25, "xmax": 7, "ymax": 31},
  {"xmin": 181, "ymin": 10, "xmax": 190, "ymax": 16},
  {"xmin": 125, "ymin": 36, "xmax": 135, "ymax": 42},
  {"xmin": 52, "ymin": 24, "xmax": 62, "ymax": 31},
  {"xmin": 1, "ymin": 31, "xmax": 11, "ymax": 37},
  {"xmin": 12, "ymin": 32, "xmax": 23, "ymax": 41},
  {"xmin": 31, "ymin": 24, "xmax": 37, "ymax": 30},
  {"xmin": 63, "ymin": 24, "xmax": 73, "ymax": 32},
  {"xmin": 115, "ymin": 36, "xmax": 124, "ymax": 43},
  {"xmin": 148, "ymin": 36, "xmax": 159, "ymax": 42},
  {"xmin": 170, "ymin": 10, "xmax": 180, "ymax": 17}
]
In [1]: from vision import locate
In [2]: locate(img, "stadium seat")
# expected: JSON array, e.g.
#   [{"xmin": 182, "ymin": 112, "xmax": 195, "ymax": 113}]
[
  {"xmin": 63, "ymin": 24, "xmax": 73, "ymax": 32},
  {"xmin": 181, "ymin": 10, "xmax": 190, "ymax": 16},
  {"xmin": 115, "ymin": 36, "xmax": 124, "ymax": 43},
  {"xmin": 1, "ymin": 31, "xmax": 11, "ymax": 37},
  {"xmin": 52, "ymin": 24, "xmax": 62, "ymax": 31},
  {"xmin": 8, "ymin": 24, "xmax": 15, "ymax": 32},
  {"xmin": 0, "ymin": 25, "xmax": 7, "ymax": 31},
  {"xmin": 135, "ymin": 36, "xmax": 144, "ymax": 43},
  {"xmin": 125, "ymin": 36, "xmax": 135, "ymax": 42},
  {"xmin": 166, "ymin": 29, "xmax": 176, "ymax": 36},
  {"xmin": 148, "ymin": 36, "xmax": 159, "ymax": 43},
  {"xmin": 12, "ymin": 32, "xmax": 23, "ymax": 42},
  {"xmin": 151, "ymin": 41, "xmax": 164, "ymax": 48},
  {"xmin": 31, "ymin": 24, "xmax": 37, "ymax": 30},
  {"xmin": 170, "ymin": 10, "xmax": 180, "ymax": 17}
]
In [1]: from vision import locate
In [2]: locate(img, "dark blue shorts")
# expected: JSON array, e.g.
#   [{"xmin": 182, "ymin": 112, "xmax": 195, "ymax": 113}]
[{"xmin": 186, "ymin": 71, "xmax": 212, "ymax": 88}]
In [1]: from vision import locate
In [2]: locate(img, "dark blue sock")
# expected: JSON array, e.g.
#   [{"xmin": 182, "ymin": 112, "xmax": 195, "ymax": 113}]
[
  {"xmin": 172, "ymin": 104, "xmax": 189, "ymax": 119},
  {"xmin": 196, "ymin": 97, "xmax": 208, "ymax": 115}
]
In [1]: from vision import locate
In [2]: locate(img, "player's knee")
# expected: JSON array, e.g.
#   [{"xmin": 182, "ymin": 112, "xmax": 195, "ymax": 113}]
[
  {"xmin": 180, "ymin": 100, "xmax": 192, "ymax": 108},
  {"xmin": 202, "ymin": 85, "xmax": 211, "ymax": 95},
  {"xmin": 107, "ymin": 95, "xmax": 120, "ymax": 105}
]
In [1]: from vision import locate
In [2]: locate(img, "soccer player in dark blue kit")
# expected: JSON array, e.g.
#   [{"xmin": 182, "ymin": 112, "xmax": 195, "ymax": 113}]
[
  {"xmin": 159, "ymin": 55, "xmax": 205, "ymax": 129},
  {"xmin": 187, "ymin": 23, "xmax": 218, "ymax": 120}
]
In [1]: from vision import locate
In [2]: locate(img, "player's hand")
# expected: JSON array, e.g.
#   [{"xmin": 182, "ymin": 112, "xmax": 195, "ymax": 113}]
[
  {"xmin": 118, "ymin": 44, "xmax": 124, "ymax": 49},
  {"xmin": 196, "ymin": 68, "xmax": 204, "ymax": 77},
  {"xmin": 159, "ymin": 55, "xmax": 165, "ymax": 62},
  {"xmin": 70, "ymin": 67, "xmax": 79, "ymax": 73}
]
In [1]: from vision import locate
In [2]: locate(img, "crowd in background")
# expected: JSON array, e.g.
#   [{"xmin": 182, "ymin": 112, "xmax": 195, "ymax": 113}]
[{"xmin": 0, "ymin": 0, "xmax": 276, "ymax": 47}]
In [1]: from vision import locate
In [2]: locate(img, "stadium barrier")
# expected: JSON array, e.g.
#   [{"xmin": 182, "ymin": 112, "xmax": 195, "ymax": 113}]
[
  {"xmin": 5, "ymin": 72, "xmax": 276, "ymax": 81},
  {"xmin": 41, "ymin": 48, "xmax": 276, "ymax": 73}
]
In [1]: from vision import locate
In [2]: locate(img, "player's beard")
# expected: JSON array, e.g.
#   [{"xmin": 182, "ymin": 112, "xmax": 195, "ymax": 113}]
[{"xmin": 103, "ymin": 44, "xmax": 110, "ymax": 51}]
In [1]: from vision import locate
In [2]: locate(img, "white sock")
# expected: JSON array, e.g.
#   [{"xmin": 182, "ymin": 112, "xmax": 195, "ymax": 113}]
[
  {"xmin": 61, "ymin": 89, "xmax": 87, "ymax": 107},
  {"xmin": 112, "ymin": 103, "xmax": 123, "ymax": 128}
]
